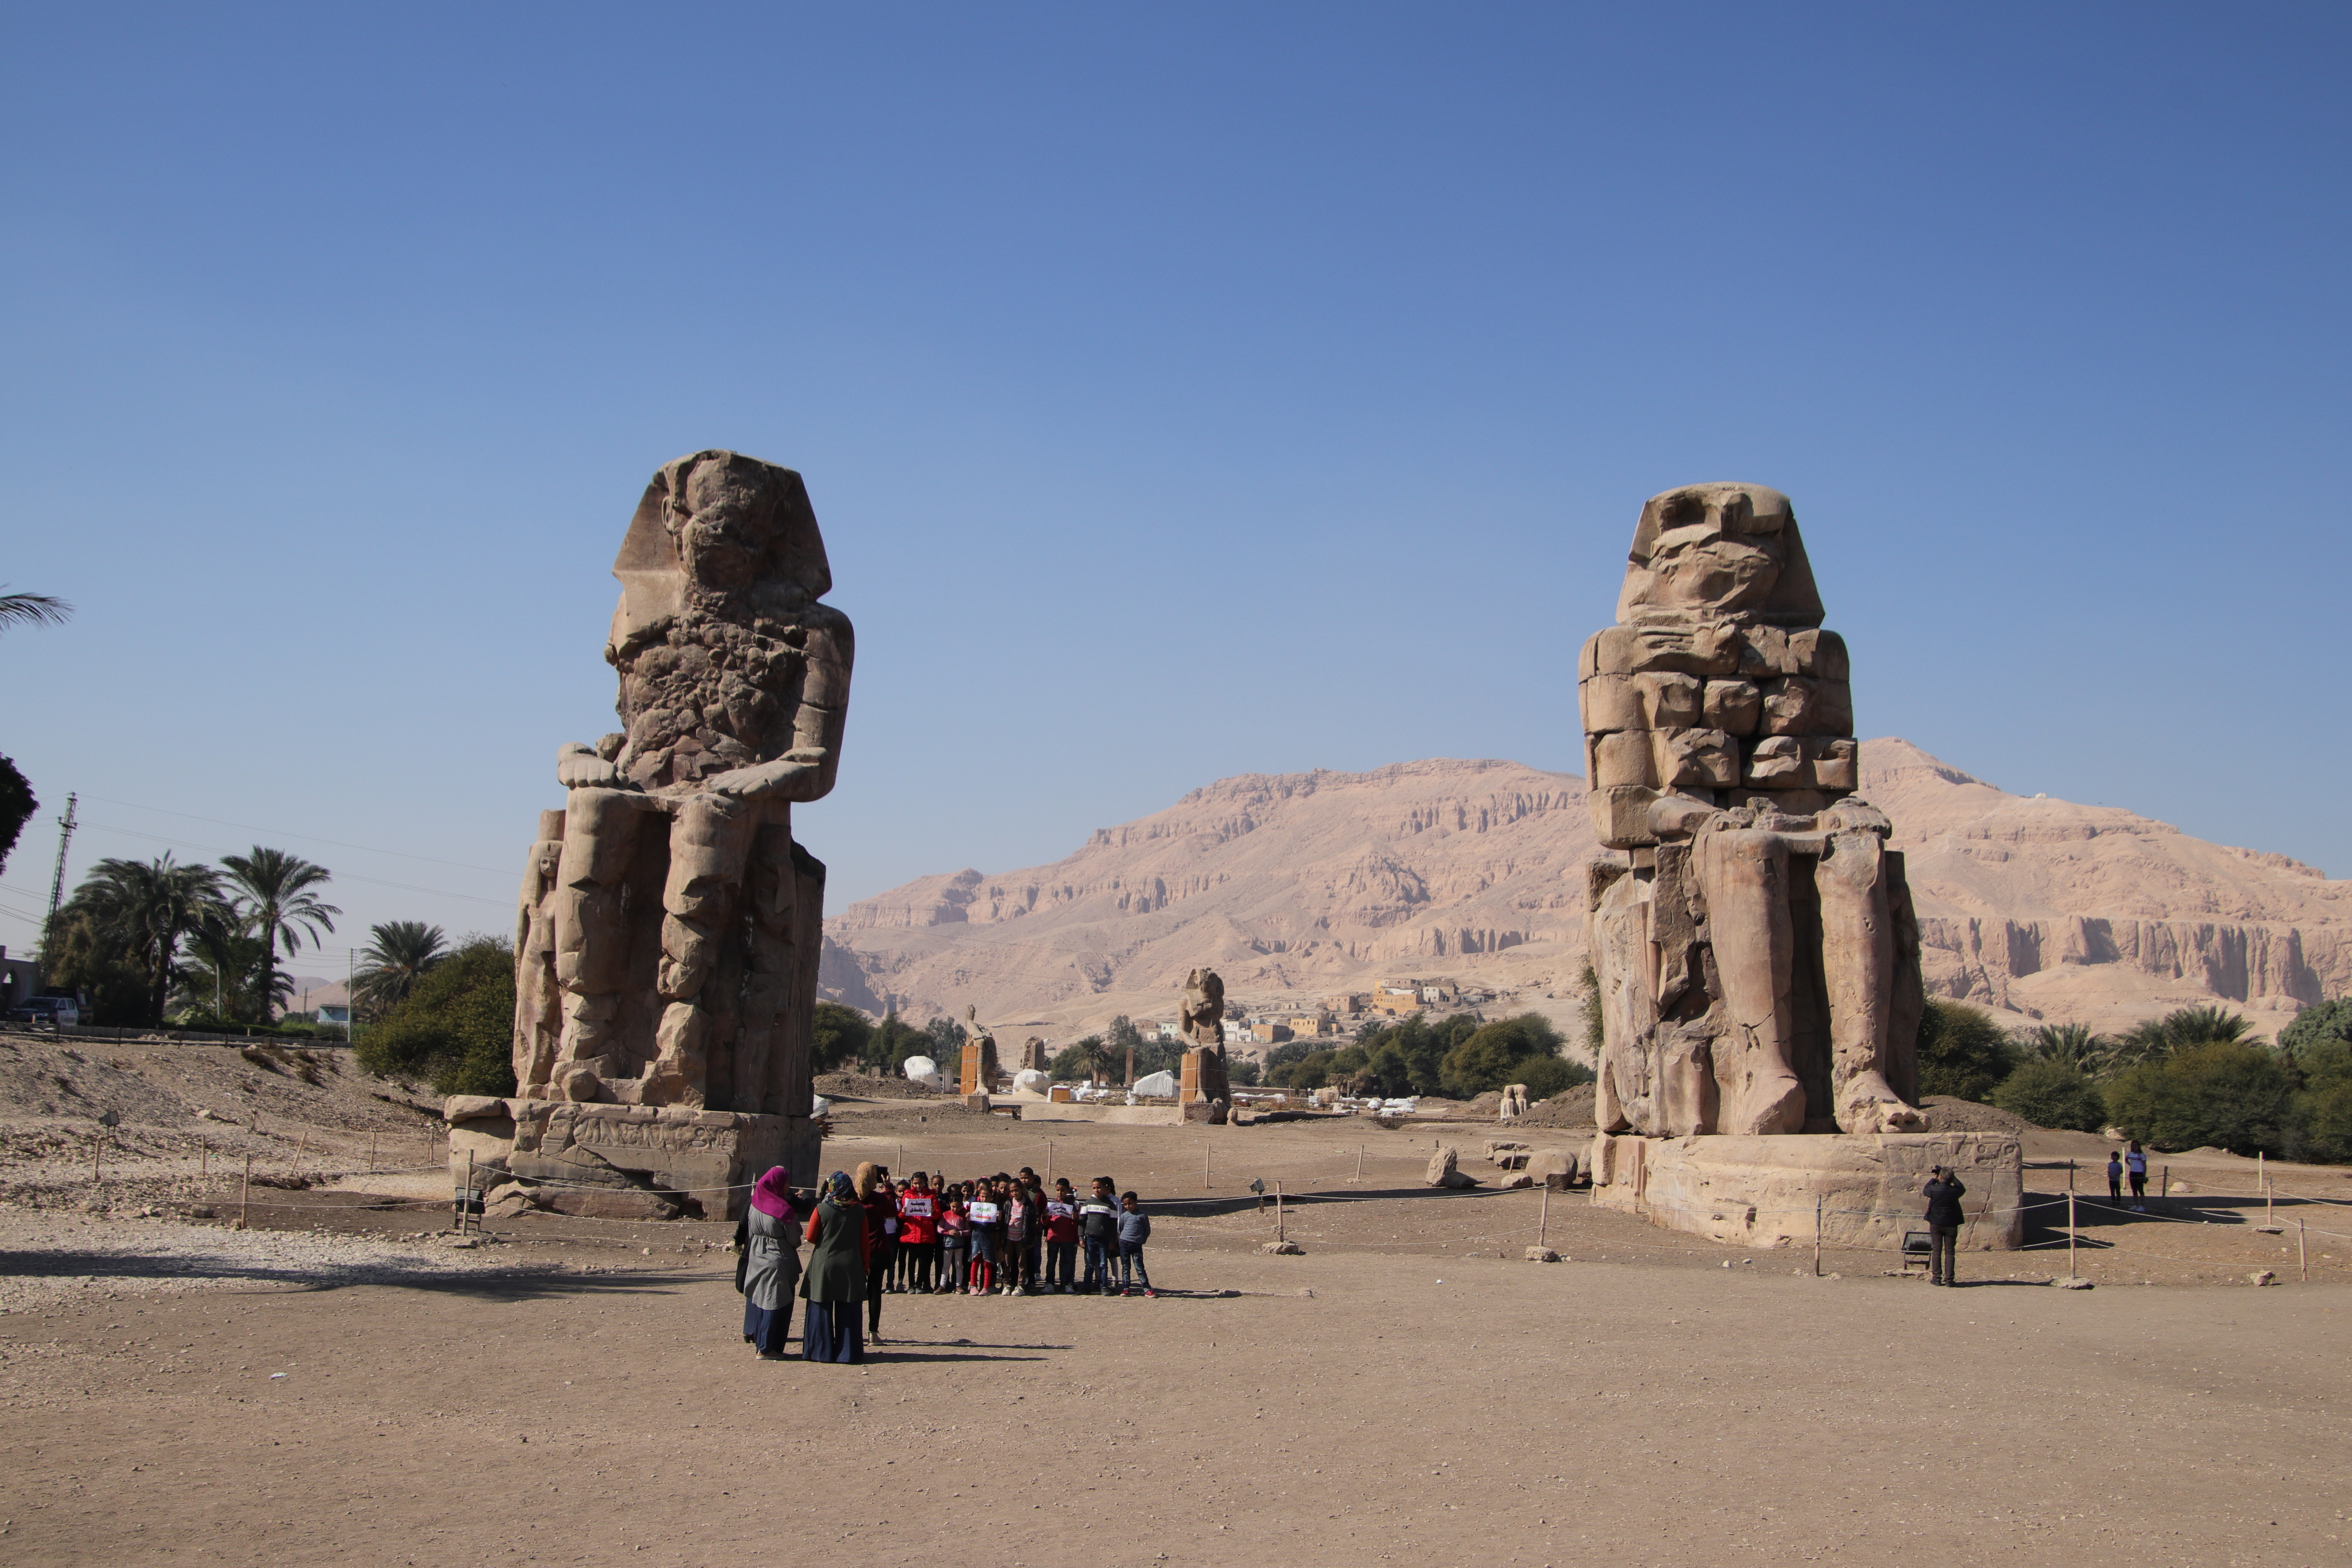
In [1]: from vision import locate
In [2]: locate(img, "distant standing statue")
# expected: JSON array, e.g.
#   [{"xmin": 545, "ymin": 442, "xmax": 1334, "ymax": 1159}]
[
  {"xmin": 959, "ymin": 1004, "xmax": 1000, "ymax": 1098},
  {"xmin": 515, "ymin": 450, "xmax": 852, "ymax": 1116},
  {"xmin": 1180, "ymin": 967, "xmax": 1225, "ymax": 1049},
  {"xmin": 1581, "ymin": 483, "xmax": 1923, "ymax": 1138},
  {"xmin": 1178, "ymin": 967, "xmax": 1230, "ymax": 1122}
]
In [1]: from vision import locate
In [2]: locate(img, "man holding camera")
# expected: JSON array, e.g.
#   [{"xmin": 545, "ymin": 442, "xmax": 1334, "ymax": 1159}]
[{"xmin": 1923, "ymin": 1165, "xmax": 1967, "ymax": 1287}]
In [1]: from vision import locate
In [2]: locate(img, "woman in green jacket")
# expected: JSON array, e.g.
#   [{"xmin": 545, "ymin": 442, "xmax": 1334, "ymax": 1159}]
[{"xmin": 800, "ymin": 1171, "xmax": 871, "ymax": 1363}]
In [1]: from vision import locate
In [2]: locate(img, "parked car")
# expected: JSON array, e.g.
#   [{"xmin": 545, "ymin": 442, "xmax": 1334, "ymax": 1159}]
[{"xmin": 7, "ymin": 995, "xmax": 80, "ymax": 1030}]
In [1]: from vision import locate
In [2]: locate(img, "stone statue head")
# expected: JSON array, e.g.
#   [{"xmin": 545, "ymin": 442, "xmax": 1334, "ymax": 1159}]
[{"xmin": 1616, "ymin": 483, "xmax": 1823, "ymax": 630}]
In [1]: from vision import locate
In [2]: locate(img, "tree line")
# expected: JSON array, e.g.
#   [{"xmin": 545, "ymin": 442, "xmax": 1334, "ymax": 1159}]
[
  {"xmin": 1263, "ymin": 1011, "xmax": 1595, "ymax": 1101},
  {"xmin": 38, "ymin": 848, "xmax": 492, "ymax": 1040},
  {"xmin": 1917, "ymin": 997, "xmax": 2352, "ymax": 1161}
]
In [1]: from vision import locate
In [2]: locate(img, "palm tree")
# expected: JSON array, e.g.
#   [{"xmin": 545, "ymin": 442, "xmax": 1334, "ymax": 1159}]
[
  {"xmin": 220, "ymin": 848, "xmax": 340, "ymax": 1024},
  {"xmin": 2114, "ymin": 1004, "xmax": 2256, "ymax": 1067},
  {"xmin": 60, "ymin": 855, "xmax": 231, "ymax": 1024},
  {"xmin": 0, "ymin": 588, "xmax": 72, "ymax": 633},
  {"xmin": 2023, "ymin": 1022, "xmax": 2110, "ymax": 1072},
  {"xmin": 352, "ymin": 921, "xmax": 447, "ymax": 1017},
  {"xmin": 1068, "ymin": 1034, "xmax": 1109, "ymax": 1086}
]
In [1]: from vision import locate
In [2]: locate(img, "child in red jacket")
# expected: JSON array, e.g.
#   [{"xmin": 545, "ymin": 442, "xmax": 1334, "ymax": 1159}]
[{"xmin": 897, "ymin": 1173, "xmax": 940, "ymax": 1294}]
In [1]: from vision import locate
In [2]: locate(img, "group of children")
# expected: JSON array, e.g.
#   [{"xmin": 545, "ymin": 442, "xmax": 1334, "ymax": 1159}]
[{"xmin": 873, "ymin": 1167, "xmax": 1154, "ymax": 1297}]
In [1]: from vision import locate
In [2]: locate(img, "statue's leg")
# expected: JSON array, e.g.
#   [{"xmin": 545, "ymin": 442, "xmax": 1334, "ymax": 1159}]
[
  {"xmin": 734, "ymin": 818, "xmax": 797, "ymax": 1114},
  {"xmin": 646, "ymin": 791, "xmax": 758, "ymax": 1107},
  {"xmin": 1693, "ymin": 827, "xmax": 1808, "ymax": 1135},
  {"xmin": 1589, "ymin": 877, "xmax": 1653, "ymax": 1133},
  {"xmin": 1816, "ymin": 828, "xmax": 1926, "ymax": 1132},
  {"xmin": 552, "ymin": 789, "xmax": 646, "ymax": 1083}
]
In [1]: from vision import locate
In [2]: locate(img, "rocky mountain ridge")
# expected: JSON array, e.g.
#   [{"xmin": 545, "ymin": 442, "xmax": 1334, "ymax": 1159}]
[{"xmin": 820, "ymin": 740, "xmax": 2349, "ymax": 1048}]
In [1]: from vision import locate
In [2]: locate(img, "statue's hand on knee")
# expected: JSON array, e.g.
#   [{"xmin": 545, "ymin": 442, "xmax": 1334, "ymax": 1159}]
[{"xmin": 557, "ymin": 742, "xmax": 623, "ymax": 791}]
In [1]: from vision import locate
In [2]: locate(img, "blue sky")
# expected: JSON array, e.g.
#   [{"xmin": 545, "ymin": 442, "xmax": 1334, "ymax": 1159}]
[{"xmin": 3, "ymin": 5, "xmax": 2347, "ymax": 973}]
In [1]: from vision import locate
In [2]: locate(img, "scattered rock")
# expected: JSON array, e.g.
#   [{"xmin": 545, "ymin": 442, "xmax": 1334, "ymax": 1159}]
[
  {"xmin": 2250, "ymin": 1269, "xmax": 2276, "ymax": 1287},
  {"xmin": 1524, "ymin": 1246, "xmax": 1559, "ymax": 1262},
  {"xmin": 1494, "ymin": 1173, "xmax": 1536, "ymax": 1190},
  {"xmin": 1260, "ymin": 1240, "xmax": 1304, "ymax": 1255},
  {"xmin": 1523, "ymin": 1148, "xmax": 1581, "ymax": 1187},
  {"xmin": 1424, "ymin": 1146, "xmax": 1477, "ymax": 1189},
  {"xmin": 2051, "ymin": 1276, "xmax": 2093, "ymax": 1290}
]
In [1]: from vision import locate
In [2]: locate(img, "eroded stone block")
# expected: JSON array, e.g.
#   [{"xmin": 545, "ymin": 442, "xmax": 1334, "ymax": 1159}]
[{"xmin": 1703, "ymin": 679, "xmax": 1762, "ymax": 735}]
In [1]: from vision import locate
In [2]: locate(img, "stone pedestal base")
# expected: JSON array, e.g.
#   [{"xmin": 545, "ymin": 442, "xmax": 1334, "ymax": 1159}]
[
  {"xmin": 1588, "ymin": 1131, "xmax": 2022, "ymax": 1252},
  {"xmin": 444, "ymin": 1096, "xmax": 820, "ymax": 1222}
]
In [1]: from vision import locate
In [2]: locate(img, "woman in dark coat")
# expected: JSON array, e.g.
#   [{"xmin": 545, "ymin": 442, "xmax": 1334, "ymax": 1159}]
[
  {"xmin": 738, "ymin": 1167, "xmax": 801, "ymax": 1359},
  {"xmin": 800, "ymin": 1171, "xmax": 871, "ymax": 1363}
]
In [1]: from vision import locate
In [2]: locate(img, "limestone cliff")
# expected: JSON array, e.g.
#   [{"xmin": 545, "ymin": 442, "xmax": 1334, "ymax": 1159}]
[{"xmin": 822, "ymin": 742, "xmax": 2348, "ymax": 1043}]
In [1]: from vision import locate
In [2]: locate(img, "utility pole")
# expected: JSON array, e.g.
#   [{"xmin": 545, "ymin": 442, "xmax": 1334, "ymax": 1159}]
[{"xmin": 37, "ymin": 793, "xmax": 77, "ymax": 987}]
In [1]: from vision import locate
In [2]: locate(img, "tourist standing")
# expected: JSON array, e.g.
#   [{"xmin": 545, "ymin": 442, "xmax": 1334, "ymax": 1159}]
[
  {"xmin": 1116, "ymin": 1190, "xmax": 1154, "ymax": 1297},
  {"xmin": 1044, "ymin": 1179, "xmax": 1080, "ymax": 1292},
  {"xmin": 1922, "ymin": 1164, "xmax": 1967, "ymax": 1287},
  {"xmin": 800, "ymin": 1171, "xmax": 870, "ymax": 1363},
  {"xmin": 1003, "ymin": 1177, "xmax": 1034, "ymax": 1295},
  {"xmin": 967, "ymin": 1183, "xmax": 1002, "ymax": 1294},
  {"xmin": 2106, "ymin": 1150, "xmax": 2124, "ymax": 1207},
  {"xmin": 737, "ymin": 1166, "xmax": 801, "ymax": 1358},
  {"xmin": 1020, "ymin": 1176, "xmax": 1047, "ymax": 1294},
  {"xmin": 1080, "ymin": 1176, "xmax": 1120, "ymax": 1294},
  {"xmin": 898, "ymin": 1173, "xmax": 939, "ymax": 1294},
  {"xmin": 2125, "ymin": 1143, "xmax": 2149, "ymax": 1212},
  {"xmin": 939, "ymin": 1196, "xmax": 971, "ymax": 1293},
  {"xmin": 857, "ymin": 1165, "xmax": 898, "ymax": 1342}
]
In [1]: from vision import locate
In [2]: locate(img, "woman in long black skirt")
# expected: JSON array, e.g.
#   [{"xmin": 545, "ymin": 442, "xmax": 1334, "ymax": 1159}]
[{"xmin": 799, "ymin": 1171, "xmax": 870, "ymax": 1363}]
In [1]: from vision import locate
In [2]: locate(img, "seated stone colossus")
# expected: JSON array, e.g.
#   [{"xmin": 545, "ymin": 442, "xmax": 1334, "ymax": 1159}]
[
  {"xmin": 512, "ymin": 450, "xmax": 852, "ymax": 1115},
  {"xmin": 1582, "ymin": 482, "xmax": 1926, "ymax": 1140}
]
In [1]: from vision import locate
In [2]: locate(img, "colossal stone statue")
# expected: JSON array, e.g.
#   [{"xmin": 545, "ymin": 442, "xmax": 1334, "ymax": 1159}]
[
  {"xmin": 1177, "ymin": 966, "xmax": 1230, "ymax": 1120},
  {"xmin": 1581, "ymin": 483, "xmax": 1925, "ymax": 1140},
  {"xmin": 454, "ymin": 451, "xmax": 851, "ymax": 1219}
]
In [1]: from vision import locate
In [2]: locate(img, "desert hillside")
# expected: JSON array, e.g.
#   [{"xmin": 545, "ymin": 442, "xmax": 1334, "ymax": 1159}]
[{"xmin": 821, "ymin": 740, "xmax": 2350, "ymax": 1048}]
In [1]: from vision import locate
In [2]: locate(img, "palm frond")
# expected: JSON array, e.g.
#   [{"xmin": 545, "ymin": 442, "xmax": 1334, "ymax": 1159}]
[{"xmin": 0, "ymin": 589, "xmax": 73, "ymax": 632}]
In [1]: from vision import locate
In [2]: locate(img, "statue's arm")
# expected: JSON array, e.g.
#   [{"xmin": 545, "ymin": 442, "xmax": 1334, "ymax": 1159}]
[{"xmin": 703, "ymin": 609, "xmax": 853, "ymax": 803}]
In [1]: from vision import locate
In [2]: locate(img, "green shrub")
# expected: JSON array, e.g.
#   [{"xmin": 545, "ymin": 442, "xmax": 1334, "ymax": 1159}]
[
  {"xmin": 2104, "ymin": 1040, "xmax": 2293, "ymax": 1156},
  {"xmin": 2282, "ymin": 1002, "xmax": 2352, "ymax": 1161},
  {"xmin": 1915, "ymin": 1000, "xmax": 2015, "ymax": 1101},
  {"xmin": 1268, "ymin": 1049, "xmax": 1338, "ymax": 1091},
  {"xmin": 354, "ymin": 938, "xmax": 515, "ymax": 1096},
  {"xmin": 1439, "ymin": 1013, "xmax": 1591, "ymax": 1098},
  {"xmin": 1989, "ymin": 1058, "xmax": 2107, "ymax": 1132},
  {"xmin": 1517, "ymin": 1053, "xmax": 1593, "ymax": 1100},
  {"xmin": 811, "ymin": 1002, "xmax": 872, "ymax": 1072}
]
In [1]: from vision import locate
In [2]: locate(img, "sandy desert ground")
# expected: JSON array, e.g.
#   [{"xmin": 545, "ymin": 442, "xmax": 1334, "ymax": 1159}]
[
  {"xmin": 4, "ymin": 1044, "xmax": 2352, "ymax": 1568},
  {"xmin": 4, "ymin": 1047, "xmax": 2351, "ymax": 1567}
]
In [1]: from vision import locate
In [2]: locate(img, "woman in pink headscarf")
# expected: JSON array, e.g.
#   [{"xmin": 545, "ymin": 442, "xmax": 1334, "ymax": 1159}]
[{"xmin": 735, "ymin": 1167, "xmax": 802, "ymax": 1359}]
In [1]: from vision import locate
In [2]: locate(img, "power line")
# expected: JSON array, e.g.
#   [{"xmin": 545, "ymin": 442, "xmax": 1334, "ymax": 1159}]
[
  {"xmin": 78, "ymin": 792, "xmax": 518, "ymax": 877},
  {"xmin": 71, "ymin": 820, "xmax": 512, "ymax": 907}
]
